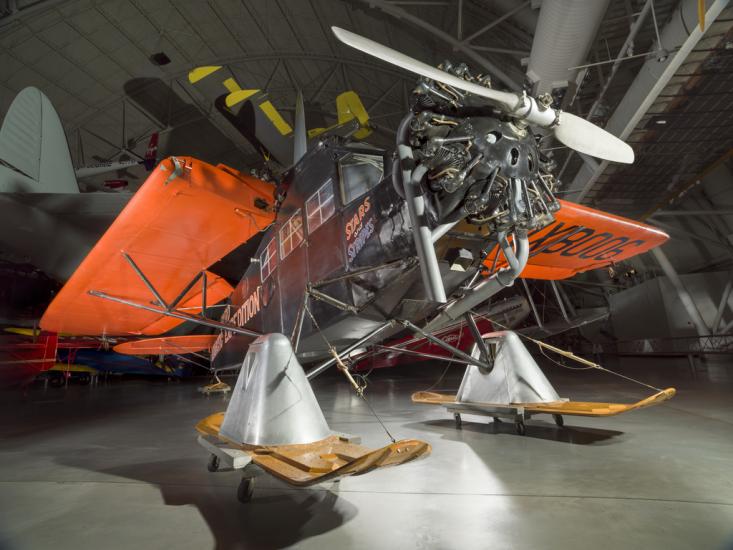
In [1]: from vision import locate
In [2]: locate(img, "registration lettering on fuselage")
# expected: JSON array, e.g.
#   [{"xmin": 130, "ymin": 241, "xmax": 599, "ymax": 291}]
[{"xmin": 211, "ymin": 285, "xmax": 262, "ymax": 359}]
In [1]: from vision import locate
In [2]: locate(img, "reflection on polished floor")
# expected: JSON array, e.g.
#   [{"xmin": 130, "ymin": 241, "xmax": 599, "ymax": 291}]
[{"xmin": 1, "ymin": 357, "xmax": 732, "ymax": 550}]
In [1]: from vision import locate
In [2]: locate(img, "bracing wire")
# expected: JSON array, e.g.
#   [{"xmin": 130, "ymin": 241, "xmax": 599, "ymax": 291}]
[
  {"xmin": 303, "ymin": 303, "xmax": 396, "ymax": 443},
  {"xmin": 421, "ymin": 322, "xmax": 465, "ymax": 392},
  {"xmin": 469, "ymin": 309, "xmax": 664, "ymax": 393}
]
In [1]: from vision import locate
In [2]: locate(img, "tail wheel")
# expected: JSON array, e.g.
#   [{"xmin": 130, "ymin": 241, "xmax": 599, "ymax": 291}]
[
  {"xmin": 453, "ymin": 413, "xmax": 462, "ymax": 429},
  {"xmin": 237, "ymin": 477, "xmax": 255, "ymax": 503},
  {"xmin": 515, "ymin": 421, "xmax": 526, "ymax": 436}
]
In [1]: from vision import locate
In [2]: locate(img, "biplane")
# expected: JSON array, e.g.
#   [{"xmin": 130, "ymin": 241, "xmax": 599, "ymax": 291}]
[{"xmin": 31, "ymin": 27, "xmax": 676, "ymax": 501}]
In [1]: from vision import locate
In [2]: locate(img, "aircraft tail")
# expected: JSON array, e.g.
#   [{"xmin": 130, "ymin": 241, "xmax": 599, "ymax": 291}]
[
  {"xmin": 188, "ymin": 65, "xmax": 372, "ymax": 167},
  {"xmin": 0, "ymin": 87, "xmax": 78, "ymax": 193}
]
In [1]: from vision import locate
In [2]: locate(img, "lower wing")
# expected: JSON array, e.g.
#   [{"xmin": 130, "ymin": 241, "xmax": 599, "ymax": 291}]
[
  {"xmin": 40, "ymin": 157, "xmax": 275, "ymax": 336},
  {"xmin": 484, "ymin": 200, "xmax": 669, "ymax": 280}
]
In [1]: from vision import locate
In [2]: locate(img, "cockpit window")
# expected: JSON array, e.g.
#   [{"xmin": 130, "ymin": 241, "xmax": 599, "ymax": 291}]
[
  {"xmin": 259, "ymin": 238, "xmax": 278, "ymax": 281},
  {"xmin": 279, "ymin": 210, "xmax": 304, "ymax": 259},
  {"xmin": 305, "ymin": 179, "xmax": 336, "ymax": 234},
  {"xmin": 338, "ymin": 153, "xmax": 384, "ymax": 204}
]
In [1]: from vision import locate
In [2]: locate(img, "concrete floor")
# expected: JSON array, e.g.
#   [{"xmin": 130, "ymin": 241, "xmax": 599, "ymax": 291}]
[{"xmin": 1, "ymin": 356, "xmax": 732, "ymax": 550}]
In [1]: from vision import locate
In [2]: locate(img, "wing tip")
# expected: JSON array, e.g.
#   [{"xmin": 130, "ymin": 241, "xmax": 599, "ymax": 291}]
[{"xmin": 614, "ymin": 142, "xmax": 635, "ymax": 164}]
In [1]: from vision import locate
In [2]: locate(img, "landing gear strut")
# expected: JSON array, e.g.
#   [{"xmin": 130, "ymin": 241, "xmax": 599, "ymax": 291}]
[
  {"xmin": 207, "ymin": 453, "xmax": 220, "ymax": 472},
  {"xmin": 515, "ymin": 421, "xmax": 526, "ymax": 436}
]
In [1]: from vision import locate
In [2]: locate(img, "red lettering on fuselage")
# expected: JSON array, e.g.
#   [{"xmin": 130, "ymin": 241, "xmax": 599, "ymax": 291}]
[{"xmin": 345, "ymin": 196, "xmax": 370, "ymax": 241}]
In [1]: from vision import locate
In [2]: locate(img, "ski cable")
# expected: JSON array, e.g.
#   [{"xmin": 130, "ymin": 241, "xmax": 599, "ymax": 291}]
[
  {"xmin": 468, "ymin": 309, "xmax": 664, "ymax": 393},
  {"xmin": 304, "ymin": 304, "xmax": 397, "ymax": 443}
]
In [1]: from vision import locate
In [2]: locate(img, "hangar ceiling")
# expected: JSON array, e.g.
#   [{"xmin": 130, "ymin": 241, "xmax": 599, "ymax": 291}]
[
  {"xmin": 0, "ymin": 0, "xmax": 731, "ymax": 216},
  {"xmin": 0, "ymin": 0, "xmax": 533, "ymax": 190}
]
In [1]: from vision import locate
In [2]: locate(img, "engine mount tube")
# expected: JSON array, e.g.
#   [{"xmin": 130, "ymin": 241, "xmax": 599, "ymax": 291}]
[
  {"xmin": 423, "ymin": 231, "xmax": 529, "ymax": 331},
  {"xmin": 397, "ymin": 113, "xmax": 447, "ymax": 304},
  {"xmin": 406, "ymin": 164, "xmax": 447, "ymax": 303},
  {"xmin": 391, "ymin": 156, "xmax": 405, "ymax": 199}
]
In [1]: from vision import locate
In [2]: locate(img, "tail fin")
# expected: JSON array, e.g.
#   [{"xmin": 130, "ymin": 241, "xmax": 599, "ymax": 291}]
[
  {"xmin": 0, "ymin": 87, "xmax": 78, "ymax": 193},
  {"xmin": 143, "ymin": 132, "xmax": 159, "ymax": 171}
]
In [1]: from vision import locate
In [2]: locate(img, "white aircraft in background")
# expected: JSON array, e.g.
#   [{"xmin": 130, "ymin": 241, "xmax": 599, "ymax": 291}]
[{"xmin": 0, "ymin": 87, "xmax": 156, "ymax": 281}]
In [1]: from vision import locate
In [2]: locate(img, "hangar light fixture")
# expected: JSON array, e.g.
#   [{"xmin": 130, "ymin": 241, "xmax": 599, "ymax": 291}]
[{"xmin": 150, "ymin": 52, "xmax": 171, "ymax": 66}]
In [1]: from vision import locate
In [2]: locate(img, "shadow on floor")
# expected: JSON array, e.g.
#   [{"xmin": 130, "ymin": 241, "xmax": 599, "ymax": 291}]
[
  {"xmin": 0, "ymin": 380, "xmax": 206, "ymax": 445},
  {"xmin": 61, "ymin": 456, "xmax": 357, "ymax": 550},
  {"xmin": 409, "ymin": 418, "xmax": 624, "ymax": 445}
]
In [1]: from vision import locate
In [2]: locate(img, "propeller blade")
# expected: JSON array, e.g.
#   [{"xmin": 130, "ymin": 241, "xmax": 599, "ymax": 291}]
[
  {"xmin": 555, "ymin": 112, "xmax": 634, "ymax": 164},
  {"xmin": 332, "ymin": 26, "xmax": 635, "ymax": 165},
  {"xmin": 331, "ymin": 26, "xmax": 517, "ymax": 110}
]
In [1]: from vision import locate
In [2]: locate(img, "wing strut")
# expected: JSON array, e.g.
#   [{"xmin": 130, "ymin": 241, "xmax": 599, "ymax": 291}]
[
  {"xmin": 89, "ymin": 251, "xmax": 259, "ymax": 338},
  {"xmin": 88, "ymin": 290, "xmax": 258, "ymax": 337}
]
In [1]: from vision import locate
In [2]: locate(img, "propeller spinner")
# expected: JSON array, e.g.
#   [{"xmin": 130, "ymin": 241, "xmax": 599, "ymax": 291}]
[{"xmin": 331, "ymin": 26, "xmax": 634, "ymax": 164}]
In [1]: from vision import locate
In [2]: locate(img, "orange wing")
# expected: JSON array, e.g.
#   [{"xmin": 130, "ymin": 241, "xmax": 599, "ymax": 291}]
[
  {"xmin": 484, "ymin": 200, "xmax": 669, "ymax": 280},
  {"xmin": 113, "ymin": 335, "xmax": 218, "ymax": 355},
  {"xmin": 41, "ymin": 157, "xmax": 275, "ymax": 336}
]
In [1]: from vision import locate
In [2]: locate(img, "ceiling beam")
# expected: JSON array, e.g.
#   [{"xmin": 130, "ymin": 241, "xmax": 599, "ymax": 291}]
[
  {"xmin": 352, "ymin": 0, "xmax": 522, "ymax": 91},
  {"xmin": 565, "ymin": 0, "xmax": 729, "ymax": 203},
  {"xmin": 654, "ymin": 210, "xmax": 733, "ymax": 217},
  {"xmin": 459, "ymin": 1, "xmax": 530, "ymax": 45}
]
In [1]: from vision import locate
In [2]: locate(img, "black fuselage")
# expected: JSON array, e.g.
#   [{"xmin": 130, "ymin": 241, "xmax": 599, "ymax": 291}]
[{"xmin": 212, "ymin": 139, "xmax": 487, "ymax": 371}]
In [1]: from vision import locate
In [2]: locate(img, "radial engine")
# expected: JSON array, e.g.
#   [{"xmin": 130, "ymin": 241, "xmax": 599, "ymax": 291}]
[{"xmin": 394, "ymin": 62, "xmax": 561, "ymax": 235}]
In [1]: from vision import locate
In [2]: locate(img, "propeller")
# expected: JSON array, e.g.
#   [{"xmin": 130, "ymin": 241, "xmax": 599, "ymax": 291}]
[{"xmin": 331, "ymin": 26, "xmax": 634, "ymax": 164}]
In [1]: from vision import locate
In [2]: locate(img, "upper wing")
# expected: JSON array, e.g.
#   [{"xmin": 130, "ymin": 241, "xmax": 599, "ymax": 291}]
[
  {"xmin": 484, "ymin": 200, "xmax": 669, "ymax": 280},
  {"xmin": 40, "ymin": 156, "xmax": 275, "ymax": 336}
]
